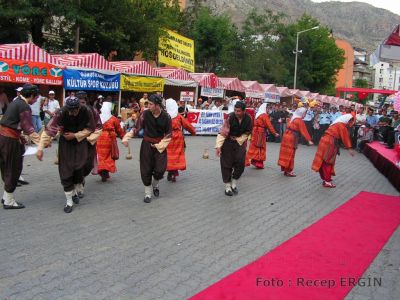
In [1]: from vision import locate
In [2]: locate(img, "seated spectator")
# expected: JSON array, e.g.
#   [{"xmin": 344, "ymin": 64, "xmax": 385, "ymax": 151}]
[
  {"xmin": 378, "ymin": 109, "xmax": 392, "ymax": 143},
  {"xmin": 356, "ymin": 124, "xmax": 374, "ymax": 152},
  {"xmin": 387, "ymin": 111, "xmax": 400, "ymax": 149}
]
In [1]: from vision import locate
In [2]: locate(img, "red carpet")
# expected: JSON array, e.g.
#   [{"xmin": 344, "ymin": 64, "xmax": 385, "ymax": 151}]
[
  {"xmin": 366, "ymin": 141, "xmax": 399, "ymax": 166},
  {"xmin": 190, "ymin": 192, "xmax": 400, "ymax": 300}
]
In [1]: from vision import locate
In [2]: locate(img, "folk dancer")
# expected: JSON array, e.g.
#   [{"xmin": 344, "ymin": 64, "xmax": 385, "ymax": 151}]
[
  {"xmin": 165, "ymin": 99, "xmax": 196, "ymax": 182},
  {"xmin": 311, "ymin": 114, "xmax": 355, "ymax": 188},
  {"xmin": 246, "ymin": 103, "xmax": 279, "ymax": 169},
  {"xmin": 1, "ymin": 84, "xmax": 41, "ymax": 209},
  {"xmin": 36, "ymin": 97, "xmax": 96, "ymax": 213},
  {"xmin": 215, "ymin": 101, "xmax": 252, "ymax": 196},
  {"xmin": 278, "ymin": 107, "xmax": 313, "ymax": 177},
  {"xmin": 122, "ymin": 94, "xmax": 172, "ymax": 203},
  {"xmin": 96, "ymin": 100, "xmax": 125, "ymax": 182}
]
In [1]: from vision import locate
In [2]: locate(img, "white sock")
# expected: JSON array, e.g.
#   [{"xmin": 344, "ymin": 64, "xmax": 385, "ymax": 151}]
[
  {"xmin": 144, "ymin": 186, "xmax": 152, "ymax": 197},
  {"xmin": 231, "ymin": 179, "xmax": 238, "ymax": 189},
  {"xmin": 152, "ymin": 179, "xmax": 159, "ymax": 188},
  {"xmin": 225, "ymin": 183, "xmax": 232, "ymax": 192},
  {"xmin": 75, "ymin": 183, "xmax": 84, "ymax": 194},
  {"xmin": 65, "ymin": 191, "xmax": 74, "ymax": 207},
  {"xmin": 3, "ymin": 191, "xmax": 15, "ymax": 206}
]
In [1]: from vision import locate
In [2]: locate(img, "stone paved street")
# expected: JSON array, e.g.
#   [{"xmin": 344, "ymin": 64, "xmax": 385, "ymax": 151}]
[{"xmin": 0, "ymin": 137, "xmax": 399, "ymax": 299}]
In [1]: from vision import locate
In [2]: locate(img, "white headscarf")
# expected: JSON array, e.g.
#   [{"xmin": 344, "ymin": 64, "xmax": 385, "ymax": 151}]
[
  {"xmin": 100, "ymin": 101, "xmax": 112, "ymax": 124},
  {"xmin": 166, "ymin": 98, "xmax": 178, "ymax": 118},
  {"xmin": 291, "ymin": 107, "xmax": 307, "ymax": 121},
  {"xmin": 331, "ymin": 113, "xmax": 353, "ymax": 126},
  {"xmin": 228, "ymin": 99, "xmax": 239, "ymax": 113},
  {"xmin": 255, "ymin": 103, "xmax": 267, "ymax": 119}
]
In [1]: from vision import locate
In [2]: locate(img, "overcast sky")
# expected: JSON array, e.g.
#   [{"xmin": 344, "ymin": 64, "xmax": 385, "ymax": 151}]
[{"xmin": 311, "ymin": 0, "xmax": 400, "ymax": 15}]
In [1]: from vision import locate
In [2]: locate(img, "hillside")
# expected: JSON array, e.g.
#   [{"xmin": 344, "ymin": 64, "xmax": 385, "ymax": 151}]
[{"xmin": 193, "ymin": 0, "xmax": 400, "ymax": 51}]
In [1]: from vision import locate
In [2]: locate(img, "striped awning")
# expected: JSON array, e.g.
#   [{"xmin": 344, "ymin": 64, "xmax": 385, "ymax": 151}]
[
  {"xmin": 277, "ymin": 87, "xmax": 292, "ymax": 97},
  {"xmin": 111, "ymin": 61, "xmax": 161, "ymax": 77},
  {"xmin": 0, "ymin": 42, "xmax": 56, "ymax": 63},
  {"xmin": 189, "ymin": 73, "xmax": 223, "ymax": 88},
  {"xmin": 154, "ymin": 67, "xmax": 197, "ymax": 87},
  {"xmin": 317, "ymin": 95, "xmax": 329, "ymax": 103},
  {"xmin": 260, "ymin": 84, "xmax": 279, "ymax": 94},
  {"xmin": 241, "ymin": 81, "xmax": 264, "ymax": 98},
  {"xmin": 53, "ymin": 53, "xmax": 114, "ymax": 70},
  {"xmin": 309, "ymin": 92, "xmax": 319, "ymax": 100},
  {"xmin": 219, "ymin": 77, "xmax": 246, "ymax": 92}
]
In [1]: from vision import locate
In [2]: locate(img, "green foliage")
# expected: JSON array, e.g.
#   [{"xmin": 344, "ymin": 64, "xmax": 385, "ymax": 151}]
[
  {"xmin": 354, "ymin": 78, "xmax": 369, "ymax": 88},
  {"xmin": 0, "ymin": 2, "xmax": 346, "ymax": 94}
]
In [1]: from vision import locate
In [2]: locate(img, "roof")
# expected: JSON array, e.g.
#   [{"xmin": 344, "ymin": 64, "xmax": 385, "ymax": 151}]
[
  {"xmin": 189, "ymin": 73, "xmax": 223, "ymax": 88},
  {"xmin": 218, "ymin": 77, "xmax": 246, "ymax": 92},
  {"xmin": 53, "ymin": 53, "xmax": 114, "ymax": 70},
  {"xmin": 0, "ymin": 42, "xmax": 56, "ymax": 64},
  {"xmin": 109, "ymin": 61, "xmax": 160, "ymax": 76},
  {"xmin": 260, "ymin": 84, "xmax": 279, "ymax": 94}
]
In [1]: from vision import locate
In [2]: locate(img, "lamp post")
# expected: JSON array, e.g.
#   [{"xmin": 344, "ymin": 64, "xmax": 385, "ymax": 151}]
[{"xmin": 293, "ymin": 26, "xmax": 319, "ymax": 89}]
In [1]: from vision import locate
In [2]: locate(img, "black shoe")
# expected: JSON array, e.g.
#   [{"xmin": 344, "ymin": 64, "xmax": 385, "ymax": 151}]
[
  {"xmin": 18, "ymin": 179, "xmax": 29, "ymax": 185},
  {"xmin": 3, "ymin": 201, "xmax": 25, "ymax": 209},
  {"xmin": 77, "ymin": 192, "xmax": 84, "ymax": 198},
  {"xmin": 232, "ymin": 187, "xmax": 238, "ymax": 195},
  {"xmin": 144, "ymin": 196, "xmax": 152, "ymax": 203},
  {"xmin": 1, "ymin": 199, "xmax": 3, "ymax": 204},
  {"xmin": 64, "ymin": 205, "xmax": 73, "ymax": 213},
  {"xmin": 225, "ymin": 190, "xmax": 234, "ymax": 196},
  {"xmin": 153, "ymin": 187, "xmax": 160, "ymax": 197},
  {"xmin": 72, "ymin": 195, "xmax": 79, "ymax": 204},
  {"xmin": 16, "ymin": 182, "xmax": 22, "ymax": 187},
  {"xmin": 167, "ymin": 173, "xmax": 172, "ymax": 181}
]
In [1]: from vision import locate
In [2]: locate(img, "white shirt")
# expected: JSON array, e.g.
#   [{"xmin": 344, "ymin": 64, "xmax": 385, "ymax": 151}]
[
  {"xmin": 43, "ymin": 99, "xmax": 60, "ymax": 118},
  {"xmin": 30, "ymin": 96, "xmax": 43, "ymax": 116}
]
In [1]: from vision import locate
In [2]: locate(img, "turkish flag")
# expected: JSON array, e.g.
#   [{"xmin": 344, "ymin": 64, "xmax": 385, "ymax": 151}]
[
  {"xmin": 210, "ymin": 74, "xmax": 217, "ymax": 88},
  {"xmin": 187, "ymin": 112, "xmax": 200, "ymax": 124},
  {"xmin": 358, "ymin": 92, "xmax": 369, "ymax": 100}
]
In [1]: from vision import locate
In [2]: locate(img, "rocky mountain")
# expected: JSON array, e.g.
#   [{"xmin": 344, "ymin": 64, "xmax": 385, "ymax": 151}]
[{"xmin": 192, "ymin": 0, "xmax": 400, "ymax": 51}]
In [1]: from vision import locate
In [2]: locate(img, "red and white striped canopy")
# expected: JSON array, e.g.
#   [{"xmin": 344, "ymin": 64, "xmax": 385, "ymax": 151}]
[
  {"xmin": 111, "ymin": 61, "xmax": 160, "ymax": 76},
  {"xmin": 219, "ymin": 77, "xmax": 246, "ymax": 92},
  {"xmin": 189, "ymin": 73, "xmax": 223, "ymax": 88},
  {"xmin": 317, "ymin": 95, "xmax": 328, "ymax": 103},
  {"xmin": 241, "ymin": 81, "xmax": 264, "ymax": 93},
  {"xmin": 309, "ymin": 92, "xmax": 319, "ymax": 100},
  {"xmin": 277, "ymin": 87, "xmax": 292, "ymax": 97},
  {"xmin": 260, "ymin": 84, "xmax": 279, "ymax": 94},
  {"xmin": 53, "ymin": 53, "xmax": 113, "ymax": 70},
  {"xmin": 0, "ymin": 42, "xmax": 56, "ymax": 63},
  {"xmin": 154, "ymin": 67, "xmax": 193, "ymax": 81}
]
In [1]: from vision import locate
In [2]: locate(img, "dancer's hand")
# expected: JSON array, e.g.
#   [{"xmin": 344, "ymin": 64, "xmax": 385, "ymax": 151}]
[
  {"xmin": 349, "ymin": 149, "xmax": 355, "ymax": 156},
  {"xmin": 122, "ymin": 141, "xmax": 128, "ymax": 147},
  {"xmin": 308, "ymin": 141, "xmax": 314, "ymax": 146},
  {"xmin": 63, "ymin": 132, "xmax": 75, "ymax": 141},
  {"xmin": 275, "ymin": 133, "xmax": 279, "ymax": 137},
  {"xmin": 36, "ymin": 150, "xmax": 43, "ymax": 161},
  {"xmin": 216, "ymin": 148, "xmax": 221, "ymax": 157}
]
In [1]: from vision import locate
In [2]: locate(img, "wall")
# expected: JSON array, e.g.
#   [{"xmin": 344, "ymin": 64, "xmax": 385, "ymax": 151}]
[{"xmin": 335, "ymin": 39, "xmax": 354, "ymax": 88}]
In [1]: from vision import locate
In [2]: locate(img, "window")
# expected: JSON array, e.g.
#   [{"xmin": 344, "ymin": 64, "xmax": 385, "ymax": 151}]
[
  {"xmin": 379, "ymin": 69, "xmax": 383, "ymax": 74},
  {"xmin": 379, "ymin": 78, "xmax": 383, "ymax": 83}
]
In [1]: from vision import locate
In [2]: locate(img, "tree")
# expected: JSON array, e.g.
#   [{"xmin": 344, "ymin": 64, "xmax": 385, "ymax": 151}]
[
  {"xmin": 185, "ymin": 7, "xmax": 239, "ymax": 72},
  {"xmin": 277, "ymin": 14, "xmax": 345, "ymax": 94}
]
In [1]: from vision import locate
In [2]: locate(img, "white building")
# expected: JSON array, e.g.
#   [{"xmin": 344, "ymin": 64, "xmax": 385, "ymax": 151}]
[{"xmin": 372, "ymin": 62, "xmax": 400, "ymax": 101}]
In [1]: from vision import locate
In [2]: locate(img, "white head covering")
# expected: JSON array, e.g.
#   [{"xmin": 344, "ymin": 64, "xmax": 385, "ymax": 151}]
[
  {"xmin": 256, "ymin": 103, "xmax": 267, "ymax": 119},
  {"xmin": 228, "ymin": 99, "xmax": 239, "ymax": 113},
  {"xmin": 291, "ymin": 107, "xmax": 307, "ymax": 121},
  {"xmin": 166, "ymin": 98, "xmax": 178, "ymax": 118},
  {"xmin": 331, "ymin": 113, "xmax": 353, "ymax": 126},
  {"xmin": 100, "ymin": 101, "xmax": 113, "ymax": 124}
]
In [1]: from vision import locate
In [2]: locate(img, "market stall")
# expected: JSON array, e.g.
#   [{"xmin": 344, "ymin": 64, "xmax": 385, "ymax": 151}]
[
  {"xmin": 219, "ymin": 77, "xmax": 246, "ymax": 98},
  {"xmin": 260, "ymin": 83, "xmax": 281, "ymax": 104},
  {"xmin": 154, "ymin": 67, "xmax": 197, "ymax": 102},
  {"xmin": 0, "ymin": 43, "xmax": 63, "ymax": 103}
]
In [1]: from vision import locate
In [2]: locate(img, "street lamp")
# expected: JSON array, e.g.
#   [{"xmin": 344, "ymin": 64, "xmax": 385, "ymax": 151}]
[{"xmin": 293, "ymin": 26, "xmax": 319, "ymax": 89}]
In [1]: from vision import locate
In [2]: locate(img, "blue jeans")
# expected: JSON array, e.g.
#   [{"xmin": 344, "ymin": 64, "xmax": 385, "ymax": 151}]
[{"xmin": 32, "ymin": 115, "xmax": 42, "ymax": 133}]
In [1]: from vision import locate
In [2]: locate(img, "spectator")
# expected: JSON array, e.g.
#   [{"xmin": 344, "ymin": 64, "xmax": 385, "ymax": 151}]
[
  {"xmin": 316, "ymin": 105, "xmax": 331, "ymax": 144},
  {"xmin": 139, "ymin": 93, "xmax": 149, "ymax": 108},
  {"xmin": 212, "ymin": 99, "xmax": 224, "ymax": 111},
  {"xmin": 196, "ymin": 97, "xmax": 203, "ymax": 109},
  {"xmin": 29, "ymin": 93, "xmax": 43, "ymax": 133},
  {"xmin": 378, "ymin": 109, "xmax": 392, "ymax": 143},
  {"xmin": 356, "ymin": 124, "xmax": 374, "ymax": 152},
  {"xmin": 386, "ymin": 111, "xmax": 400, "ymax": 149},
  {"xmin": 43, "ymin": 90, "xmax": 60, "ymax": 127}
]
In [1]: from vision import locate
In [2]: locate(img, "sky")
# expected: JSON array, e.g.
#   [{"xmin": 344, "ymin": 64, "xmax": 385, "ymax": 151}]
[{"xmin": 311, "ymin": 0, "xmax": 400, "ymax": 15}]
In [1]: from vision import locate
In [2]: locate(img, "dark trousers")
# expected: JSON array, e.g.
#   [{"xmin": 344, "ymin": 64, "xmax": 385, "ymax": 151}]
[
  {"xmin": 58, "ymin": 137, "xmax": 89, "ymax": 192},
  {"xmin": 386, "ymin": 128, "xmax": 396, "ymax": 148},
  {"xmin": 83, "ymin": 144, "xmax": 96, "ymax": 177},
  {"xmin": 0, "ymin": 135, "xmax": 24, "ymax": 193},
  {"xmin": 220, "ymin": 139, "xmax": 246, "ymax": 183},
  {"xmin": 140, "ymin": 140, "xmax": 167, "ymax": 186},
  {"xmin": 301, "ymin": 121, "xmax": 313, "ymax": 145},
  {"xmin": 315, "ymin": 124, "xmax": 329, "ymax": 145}
]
